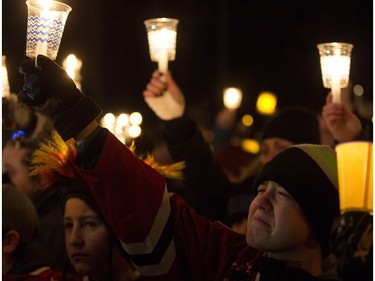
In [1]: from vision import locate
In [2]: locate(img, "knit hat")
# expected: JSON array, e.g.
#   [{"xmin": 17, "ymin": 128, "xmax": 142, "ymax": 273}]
[
  {"xmin": 2, "ymin": 183, "xmax": 40, "ymax": 244},
  {"xmin": 262, "ymin": 107, "xmax": 321, "ymax": 144},
  {"xmin": 60, "ymin": 177, "xmax": 103, "ymax": 218},
  {"xmin": 253, "ymin": 144, "xmax": 339, "ymax": 256}
]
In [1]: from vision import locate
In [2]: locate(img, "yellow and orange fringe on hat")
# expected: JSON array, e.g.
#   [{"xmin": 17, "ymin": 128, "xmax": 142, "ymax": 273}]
[{"xmin": 30, "ymin": 130, "xmax": 185, "ymax": 188}]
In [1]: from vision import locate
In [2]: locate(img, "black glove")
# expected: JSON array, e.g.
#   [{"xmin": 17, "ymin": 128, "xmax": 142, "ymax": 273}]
[
  {"xmin": 330, "ymin": 211, "xmax": 373, "ymax": 281},
  {"xmin": 18, "ymin": 55, "xmax": 102, "ymax": 141}
]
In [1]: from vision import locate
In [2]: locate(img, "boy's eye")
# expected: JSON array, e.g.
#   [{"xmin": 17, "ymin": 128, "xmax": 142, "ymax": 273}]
[
  {"xmin": 83, "ymin": 218, "xmax": 102, "ymax": 229},
  {"xmin": 278, "ymin": 191, "xmax": 290, "ymax": 197},
  {"xmin": 64, "ymin": 222, "xmax": 73, "ymax": 229},
  {"xmin": 84, "ymin": 221, "xmax": 97, "ymax": 227},
  {"xmin": 277, "ymin": 188, "xmax": 291, "ymax": 198}
]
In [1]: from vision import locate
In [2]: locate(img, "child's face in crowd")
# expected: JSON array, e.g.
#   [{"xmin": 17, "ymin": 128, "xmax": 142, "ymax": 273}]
[
  {"xmin": 2, "ymin": 145, "xmax": 39, "ymax": 196},
  {"xmin": 260, "ymin": 138, "xmax": 294, "ymax": 165},
  {"xmin": 64, "ymin": 197, "xmax": 111, "ymax": 278},
  {"xmin": 246, "ymin": 181, "xmax": 312, "ymax": 258}
]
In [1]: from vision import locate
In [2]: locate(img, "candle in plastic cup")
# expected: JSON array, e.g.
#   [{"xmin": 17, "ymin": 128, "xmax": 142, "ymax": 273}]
[
  {"xmin": 317, "ymin": 42, "xmax": 353, "ymax": 104},
  {"xmin": 144, "ymin": 18, "xmax": 179, "ymax": 74},
  {"xmin": 25, "ymin": 0, "xmax": 72, "ymax": 60}
]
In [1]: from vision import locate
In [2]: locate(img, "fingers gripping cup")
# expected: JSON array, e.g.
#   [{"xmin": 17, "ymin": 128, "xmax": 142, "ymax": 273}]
[{"xmin": 26, "ymin": 0, "xmax": 72, "ymax": 60}]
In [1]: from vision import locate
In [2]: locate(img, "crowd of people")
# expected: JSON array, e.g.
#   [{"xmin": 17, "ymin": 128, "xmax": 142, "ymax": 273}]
[{"xmin": 2, "ymin": 54, "xmax": 372, "ymax": 281}]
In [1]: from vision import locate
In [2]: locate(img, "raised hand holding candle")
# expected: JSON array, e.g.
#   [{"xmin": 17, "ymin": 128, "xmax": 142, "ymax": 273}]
[{"xmin": 317, "ymin": 42, "xmax": 353, "ymax": 104}]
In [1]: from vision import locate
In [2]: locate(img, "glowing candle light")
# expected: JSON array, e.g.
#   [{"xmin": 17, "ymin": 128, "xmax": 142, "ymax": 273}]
[
  {"xmin": 25, "ymin": 0, "xmax": 72, "ymax": 60},
  {"xmin": 144, "ymin": 18, "xmax": 179, "ymax": 74},
  {"xmin": 317, "ymin": 42, "xmax": 353, "ymax": 104}
]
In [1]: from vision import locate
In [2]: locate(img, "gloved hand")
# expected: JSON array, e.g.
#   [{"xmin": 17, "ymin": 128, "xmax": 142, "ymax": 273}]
[
  {"xmin": 143, "ymin": 70, "xmax": 185, "ymax": 121},
  {"xmin": 18, "ymin": 55, "xmax": 102, "ymax": 141},
  {"xmin": 330, "ymin": 211, "xmax": 373, "ymax": 281}
]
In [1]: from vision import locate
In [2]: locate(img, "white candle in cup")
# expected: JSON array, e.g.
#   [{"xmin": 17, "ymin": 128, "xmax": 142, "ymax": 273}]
[
  {"xmin": 144, "ymin": 18, "xmax": 179, "ymax": 77},
  {"xmin": 26, "ymin": 0, "xmax": 72, "ymax": 61},
  {"xmin": 317, "ymin": 42, "xmax": 353, "ymax": 104},
  {"xmin": 147, "ymin": 27, "xmax": 176, "ymax": 74},
  {"xmin": 320, "ymin": 54, "xmax": 351, "ymax": 103},
  {"xmin": 35, "ymin": 0, "xmax": 53, "ymax": 56}
]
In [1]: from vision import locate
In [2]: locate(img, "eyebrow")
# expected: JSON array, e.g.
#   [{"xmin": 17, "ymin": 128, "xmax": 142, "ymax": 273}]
[{"xmin": 63, "ymin": 215, "xmax": 101, "ymax": 221}]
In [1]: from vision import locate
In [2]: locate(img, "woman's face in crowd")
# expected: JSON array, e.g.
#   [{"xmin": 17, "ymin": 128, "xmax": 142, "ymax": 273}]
[
  {"xmin": 64, "ymin": 197, "xmax": 111, "ymax": 278},
  {"xmin": 2, "ymin": 145, "xmax": 39, "ymax": 196},
  {"xmin": 260, "ymin": 138, "xmax": 294, "ymax": 165},
  {"xmin": 246, "ymin": 181, "xmax": 312, "ymax": 259}
]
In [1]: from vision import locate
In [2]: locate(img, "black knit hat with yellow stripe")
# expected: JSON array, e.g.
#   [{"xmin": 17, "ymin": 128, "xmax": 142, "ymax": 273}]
[{"xmin": 253, "ymin": 144, "xmax": 339, "ymax": 257}]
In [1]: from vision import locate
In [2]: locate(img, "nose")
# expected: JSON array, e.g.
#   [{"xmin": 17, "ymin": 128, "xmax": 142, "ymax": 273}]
[
  {"xmin": 67, "ymin": 225, "xmax": 84, "ymax": 248},
  {"xmin": 254, "ymin": 191, "xmax": 272, "ymax": 212}
]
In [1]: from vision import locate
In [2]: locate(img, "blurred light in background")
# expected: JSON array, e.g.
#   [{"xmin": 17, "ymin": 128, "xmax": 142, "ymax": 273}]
[
  {"xmin": 129, "ymin": 112, "xmax": 143, "ymax": 125},
  {"xmin": 223, "ymin": 87, "xmax": 242, "ymax": 109},
  {"xmin": 241, "ymin": 114, "xmax": 254, "ymax": 127},
  {"xmin": 353, "ymin": 84, "xmax": 364, "ymax": 97},
  {"xmin": 63, "ymin": 54, "xmax": 82, "ymax": 90},
  {"xmin": 101, "ymin": 112, "xmax": 143, "ymax": 144},
  {"xmin": 256, "ymin": 91, "xmax": 277, "ymax": 115},
  {"xmin": 2, "ymin": 56, "xmax": 11, "ymax": 98},
  {"xmin": 241, "ymin": 138, "xmax": 260, "ymax": 154}
]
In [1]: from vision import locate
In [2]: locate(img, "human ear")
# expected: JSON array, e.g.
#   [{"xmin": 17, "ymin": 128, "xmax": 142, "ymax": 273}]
[{"xmin": 2, "ymin": 230, "xmax": 20, "ymax": 254}]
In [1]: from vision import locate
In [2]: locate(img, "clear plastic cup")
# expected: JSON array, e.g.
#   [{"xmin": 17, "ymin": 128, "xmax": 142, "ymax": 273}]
[{"xmin": 25, "ymin": 0, "xmax": 72, "ymax": 60}]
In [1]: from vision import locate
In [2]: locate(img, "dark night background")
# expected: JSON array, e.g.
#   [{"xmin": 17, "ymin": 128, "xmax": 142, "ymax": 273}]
[{"xmin": 2, "ymin": 0, "xmax": 373, "ymax": 138}]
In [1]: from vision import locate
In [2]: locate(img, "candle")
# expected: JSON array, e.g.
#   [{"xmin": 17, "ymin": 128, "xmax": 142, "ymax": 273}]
[
  {"xmin": 158, "ymin": 48, "xmax": 169, "ymax": 74},
  {"xmin": 317, "ymin": 42, "xmax": 353, "ymax": 104},
  {"xmin": 26, "ymin": 0, "xmax": 72, "ymax": 60},
  {"xmin": 36, "ymin": 0, "xmax": 53, "ymax": 56},
  {"xmin": 147, "ymin": 28, "xmax": 177, "ymax": 74},
  {"xmin": 320, "ymin": 54, "xmax": 351, "ymax": 103},
  {"xmin": 144, "ymin": 18, "xmax": 179, "ymax": 75}
]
